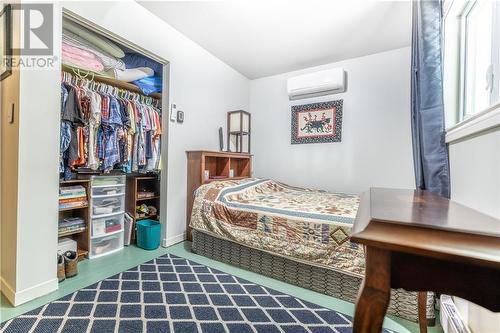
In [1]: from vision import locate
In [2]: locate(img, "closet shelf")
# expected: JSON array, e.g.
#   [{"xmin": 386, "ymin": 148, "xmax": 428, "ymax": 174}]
[
  {"xmin": 62, "ymin": 64, "xmax": 162, "ymax": 100},
  {"xmin": 60, "ymin": 179, "xmax": 90, "ymax": 185}
]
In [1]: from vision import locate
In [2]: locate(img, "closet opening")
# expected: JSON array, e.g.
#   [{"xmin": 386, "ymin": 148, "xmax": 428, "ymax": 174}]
[{"xmin": 57, "ymin": 10, "xmax": 169, "ymax": 280}]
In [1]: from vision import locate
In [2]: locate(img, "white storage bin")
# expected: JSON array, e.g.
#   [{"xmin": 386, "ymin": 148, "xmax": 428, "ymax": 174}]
[
  {"xmin": 91, "ymin": 214, "xmax": 124, "ymax": 238},
  {"xmin": 92, "ymin": 185, "xmax": 125, "ymax": 197},
  {"xmin": 90, "ymin": 231, "xmax": 124, "ymax": 258},
  {"xmin": 91, "ymin": 175, "xmax": 125, "ymax": 187},
  {"xmin": 92, "ymin": 196, "xmax": 125, "ymax": 217}
]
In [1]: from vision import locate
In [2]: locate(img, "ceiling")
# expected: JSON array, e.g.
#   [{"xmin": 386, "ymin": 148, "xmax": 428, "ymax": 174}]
[{"xmin": 139, "ymin": 1, "xmax": 412, "ymax": 79}]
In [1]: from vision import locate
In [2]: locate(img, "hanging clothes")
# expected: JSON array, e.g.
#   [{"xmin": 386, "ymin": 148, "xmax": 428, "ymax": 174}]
[
  {"xmin": 60, "ymin": 71, "xmax": 162, "ymax": 177},
  {"xmin": 61, "ymin": 84, "xmax": 85, "ymax": 168},
  {"xmin": 87, "ymin": 91, "xmax": 102, "ymax": 170}
]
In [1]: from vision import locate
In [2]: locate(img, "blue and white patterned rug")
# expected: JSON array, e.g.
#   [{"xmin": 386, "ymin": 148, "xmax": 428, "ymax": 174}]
[{"xmin": 1, "ymin": 254, "xmax": 395, "ymax": 333}]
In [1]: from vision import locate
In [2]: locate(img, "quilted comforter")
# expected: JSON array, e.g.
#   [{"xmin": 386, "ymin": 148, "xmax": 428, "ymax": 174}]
[{"xmin": 190, "ymin": 178, "xmax": 365, "ymax": 277}]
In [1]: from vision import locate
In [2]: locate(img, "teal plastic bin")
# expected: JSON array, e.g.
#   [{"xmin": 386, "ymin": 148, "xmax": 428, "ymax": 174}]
[{"xmin": 136, "ymin": 219, "xmax": 161, "ymax": 250}]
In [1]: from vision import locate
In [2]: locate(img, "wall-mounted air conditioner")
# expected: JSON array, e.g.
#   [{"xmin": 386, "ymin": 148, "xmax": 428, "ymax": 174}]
[{"xmin": 287, "ymin": 67, "xmax": 346, "ymax": 100}]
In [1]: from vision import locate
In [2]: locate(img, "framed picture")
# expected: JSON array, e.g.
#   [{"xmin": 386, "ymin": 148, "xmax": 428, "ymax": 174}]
[
  {"xmin": 291, "ymin": 100, "xmax": 343, "ymax": 144},
  {"xmin": 1, "ymin": 4, "xmax": 12, "ymax": 81}
]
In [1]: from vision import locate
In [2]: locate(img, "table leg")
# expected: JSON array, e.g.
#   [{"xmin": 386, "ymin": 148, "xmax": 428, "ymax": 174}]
[
  {"xmin": 353, "ymin": 247, "xmax": 391, "ymax": 333},
  {"xmin": 418, "ymin": 291, "xmax": 428, "ymax": 333}
]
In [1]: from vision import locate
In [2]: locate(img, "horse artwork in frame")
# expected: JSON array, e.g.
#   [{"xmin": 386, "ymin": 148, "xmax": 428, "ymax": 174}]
[{"xmin": 291, "ymin": 100, "xmax": 343, "ymax": 144}]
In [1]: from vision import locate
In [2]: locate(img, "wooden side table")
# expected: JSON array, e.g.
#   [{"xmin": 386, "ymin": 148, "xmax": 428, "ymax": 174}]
[{"xmin": 351, "ymin": 188, "xmax": 500, "ymax": 333}]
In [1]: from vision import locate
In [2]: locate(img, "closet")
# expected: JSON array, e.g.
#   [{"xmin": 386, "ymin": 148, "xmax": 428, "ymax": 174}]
[{"xmin": 58, "ymin": 13, "xmax": 167, "ymax": 263}]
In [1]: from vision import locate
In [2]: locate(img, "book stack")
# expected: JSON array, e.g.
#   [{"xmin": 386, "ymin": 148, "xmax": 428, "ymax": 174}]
[
  {"xmin": 58, "ymin": 217, "xmax": 86, "ymax": 236},
  {"xmin": 59, "ymin": 185, "xmax": 88, "ymax": 210}
]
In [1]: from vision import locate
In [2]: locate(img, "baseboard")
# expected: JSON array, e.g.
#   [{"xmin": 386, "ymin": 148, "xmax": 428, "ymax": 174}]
[
  {"xmin": 0, "ymin": 277, "xmax": 16, "ymax": 306},
  {"xmin": 162, "ymin": 233, "xmax": 185, "ymax": 248},
  {"xmin": 10, "ymin": 278, "xmax": 58, "ymax": 306}
]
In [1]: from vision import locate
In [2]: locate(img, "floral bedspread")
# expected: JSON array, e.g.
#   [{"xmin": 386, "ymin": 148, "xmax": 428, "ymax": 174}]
[{"xmin": 190, "ymin": 178, "xmax": 365, "ymax": 277}]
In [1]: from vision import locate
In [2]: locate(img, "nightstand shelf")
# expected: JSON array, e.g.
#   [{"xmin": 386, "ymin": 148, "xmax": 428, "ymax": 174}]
[{"xmin": 186, "ymin": 150, "xmax": 252, "ymax": 241}]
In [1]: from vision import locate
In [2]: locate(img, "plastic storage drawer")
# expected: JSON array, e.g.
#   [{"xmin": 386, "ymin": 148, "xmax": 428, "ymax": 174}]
[
  {"xmin": 92, "ymin": 185, "xmax": 125, "ymax": 197},
  {"xmin": 90, "ymin": 232, "xmax": 124, "ymax": 258},
  {"xmin": 91, "ymin": 214, "xmax": 124, "ymax": 238},
  {"xmin": 91, "ymin": 175, "xmax": 125, "ymax": 187},
  {"xmin": 92, "ymin": 195, "xmax": 125, "ymax": 217}
]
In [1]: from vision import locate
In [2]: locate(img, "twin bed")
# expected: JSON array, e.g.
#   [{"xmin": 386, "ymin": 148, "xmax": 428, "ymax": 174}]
[{"xmin": 189, "ymin": 178, "xmax": 435, "ymax": 324}]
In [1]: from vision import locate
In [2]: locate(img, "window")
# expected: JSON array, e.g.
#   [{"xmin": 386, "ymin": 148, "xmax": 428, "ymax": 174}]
[{"xmin": 443, "ymin": 0, "xmax": 500, "ymax": 126}]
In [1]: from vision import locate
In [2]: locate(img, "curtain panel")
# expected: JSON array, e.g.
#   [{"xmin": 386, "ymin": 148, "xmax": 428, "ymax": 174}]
[{"xmin": 411, "ymin": 0, "xmax": 450, "ymax": 198}]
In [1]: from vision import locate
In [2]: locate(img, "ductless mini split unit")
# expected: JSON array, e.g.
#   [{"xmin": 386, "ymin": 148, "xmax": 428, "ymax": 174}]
[{"xmin": 287, "ymin": 67, "xmax": 346, "ymax": 100}]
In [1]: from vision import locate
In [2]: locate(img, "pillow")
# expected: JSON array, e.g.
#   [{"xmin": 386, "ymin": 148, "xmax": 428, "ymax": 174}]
[
  {"xmin": 123, "ymin": 53, "xmax": 163, "ymax": 77},
  {"xmin": 106, "ymin": 67, "xmax": 154, "ymax": 82}
]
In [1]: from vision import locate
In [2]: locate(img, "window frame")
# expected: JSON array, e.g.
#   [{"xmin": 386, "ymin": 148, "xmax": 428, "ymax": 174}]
[{"xmin": 445, "ymin": 0, "xmax": 500, "ymax": 124}]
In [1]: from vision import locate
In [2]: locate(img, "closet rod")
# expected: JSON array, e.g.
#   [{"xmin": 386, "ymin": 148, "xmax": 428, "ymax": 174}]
[{"xmin": 62, "ymin": 64, "xmax": 162, "ymax": 100}]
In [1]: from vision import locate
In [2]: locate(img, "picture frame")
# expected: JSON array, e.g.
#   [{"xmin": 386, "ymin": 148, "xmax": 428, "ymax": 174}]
[
  {"xmin": 291, "ymin": 100, "xmax": 343, "ymax": 144},
  {"xmin": 1, "ymin": 4, "xmax": 12, "ymax": 81}
]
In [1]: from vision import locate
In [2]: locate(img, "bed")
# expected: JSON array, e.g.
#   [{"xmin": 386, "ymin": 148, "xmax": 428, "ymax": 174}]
[{"xmin": 189, "ymin": 178, "xmax": 435, "ymax": 324}]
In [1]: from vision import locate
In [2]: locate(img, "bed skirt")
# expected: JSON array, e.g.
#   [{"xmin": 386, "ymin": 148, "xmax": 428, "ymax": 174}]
[{"xmin": 192, "ymin": 230, "xmax": 435, "ymax": 325}]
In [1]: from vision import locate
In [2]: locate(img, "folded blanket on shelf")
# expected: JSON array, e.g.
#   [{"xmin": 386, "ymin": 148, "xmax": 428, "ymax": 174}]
[
  {"xmin": 63, "ymin": 20, "xmax": 125, "ymax": 58},
  {"xmin": 59, "ymin": 185, "xmax": 87, "ymax": 200},
  {"xmin": 133, "ymin": 75, "xmax": 162, "ymax": 95},
  {"xmin": 59, "ymin": 197, "xmax": 87, "ymax": 204},
  {"xmin": 62, "ymin": 42, "xmax": 105, "ymax": 73},
  {"xmin": 63, "ymin": 28, "xmax": 125, "ymax": 71},
  {"xmin": 59, "ymin": 201, "xmax": 88, "ymax": 209},
  {"xmin": 59, "ymin": 217, "xmax": 85, "ymax": 227}
]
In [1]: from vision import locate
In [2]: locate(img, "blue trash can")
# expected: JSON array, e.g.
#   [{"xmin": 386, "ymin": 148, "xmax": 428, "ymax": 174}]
[{"xmin": 136, "ymin": 219, "xmax": 161, "ymax": 250}]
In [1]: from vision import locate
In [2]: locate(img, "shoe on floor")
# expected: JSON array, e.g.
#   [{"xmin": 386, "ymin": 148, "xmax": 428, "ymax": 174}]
[
  {"xmin": 57, "ymin": 254, "xmax": 65, "ymax": 282},
  {"xmin": 63, "ymin": 251, "xmax": 78, "ymax": 278}
]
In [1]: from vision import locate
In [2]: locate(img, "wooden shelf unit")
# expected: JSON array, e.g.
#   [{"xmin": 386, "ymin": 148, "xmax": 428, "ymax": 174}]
[
  {"xmin": 186, "ymin": 150, "xmax": 252, "ymax": 240},
  {"xmin": 126, "ymin": 175, "xmax": 161, "ymax": 243},
  {"xmin": 59, "ymin": 179, "xmax": 91, "ymax": 261}
]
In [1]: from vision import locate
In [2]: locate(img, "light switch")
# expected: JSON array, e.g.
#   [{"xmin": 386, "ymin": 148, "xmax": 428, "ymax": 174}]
[{"xmin": 170, "ymin": 104, "xmax": 177, "ymax": 122}]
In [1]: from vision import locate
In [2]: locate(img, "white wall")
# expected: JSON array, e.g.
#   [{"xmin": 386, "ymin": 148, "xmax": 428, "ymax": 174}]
[
  {"xmin": 249, "ymin": 47, "xmax": 415, "ymax": 193},
  {"xmin": 5, "ymin": 0, "xmax": 249, "ymax": 305},
  {"xmin": 0, "ymin": 6, "xmax": 20, "ymax": 303},
  {"xmin": 12, "ymin": 4, "xmax": 62, "ymax": 304},
  {"xmin": 448, "ymin": 126, "xmax": 500, "ymax": 333}
]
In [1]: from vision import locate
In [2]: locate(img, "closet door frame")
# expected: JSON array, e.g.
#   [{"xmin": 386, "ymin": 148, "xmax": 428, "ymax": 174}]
[{"xmin": 62, "ymin": 9, "xmax": 171, "ymax": 246}]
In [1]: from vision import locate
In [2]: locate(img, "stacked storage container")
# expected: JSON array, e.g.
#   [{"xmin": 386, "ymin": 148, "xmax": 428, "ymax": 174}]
[{"xmin": 89, "ymin": 175, "xmax": 125, "ymax": 258}]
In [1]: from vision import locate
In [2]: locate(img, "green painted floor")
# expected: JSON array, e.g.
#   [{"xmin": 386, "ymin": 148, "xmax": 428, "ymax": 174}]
[{"xmin": 1, "ymin": 241, "xmax": 443, "ymax": 333}]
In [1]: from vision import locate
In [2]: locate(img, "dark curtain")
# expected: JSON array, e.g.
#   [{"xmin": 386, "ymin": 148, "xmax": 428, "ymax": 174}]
[{"xmin": 411, "ymin": 0, "xmax": 450, "ymax": 198}]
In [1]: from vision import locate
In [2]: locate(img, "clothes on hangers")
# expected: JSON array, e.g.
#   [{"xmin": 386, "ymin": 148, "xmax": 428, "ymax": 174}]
[{"xmin": 60, "ymin": 71, "xmax": 162, "ymax": 178}]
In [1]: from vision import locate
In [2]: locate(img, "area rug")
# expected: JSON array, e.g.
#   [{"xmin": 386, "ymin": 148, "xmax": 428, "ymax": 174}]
[{"xmin": 1, "ymin": 254, "xmax": 396, "ymax": 333}]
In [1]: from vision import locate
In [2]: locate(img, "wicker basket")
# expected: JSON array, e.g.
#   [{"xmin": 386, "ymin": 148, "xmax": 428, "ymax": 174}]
[{"xmin": 192, "ymin": 230, "xmax": 435, "ymax": 324}]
